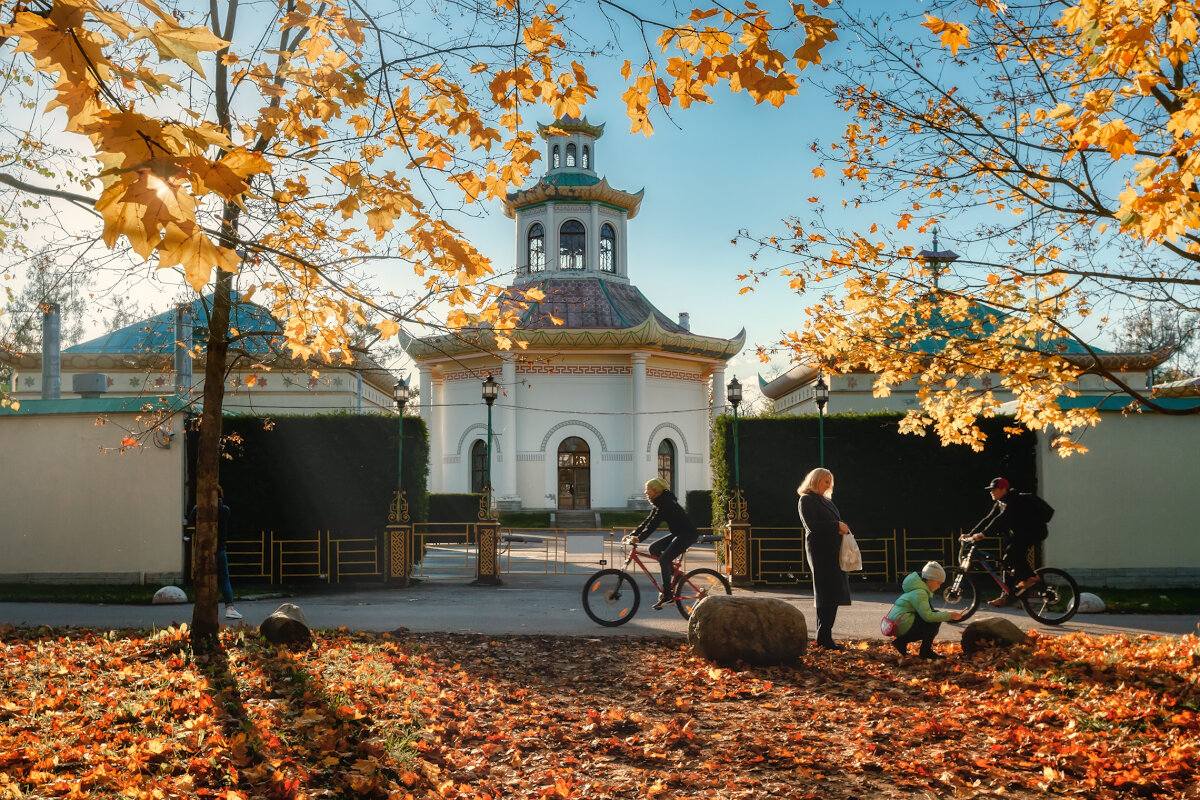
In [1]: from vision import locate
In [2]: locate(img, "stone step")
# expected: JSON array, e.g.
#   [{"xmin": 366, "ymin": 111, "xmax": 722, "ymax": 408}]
[{"xmin": 553, "ymin": 510, "xmax": 601, "ymax": 529}]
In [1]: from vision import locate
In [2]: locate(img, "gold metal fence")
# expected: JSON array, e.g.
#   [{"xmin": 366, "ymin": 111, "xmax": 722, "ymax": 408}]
[{"xmin": 741, "ymin": 527, "xmax": 986, "ymax": 585}]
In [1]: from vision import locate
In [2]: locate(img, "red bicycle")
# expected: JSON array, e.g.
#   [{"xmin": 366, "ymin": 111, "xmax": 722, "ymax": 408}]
[{"xmin": 581, "ymin": 535, "xmax": 731, "ymax": 626}]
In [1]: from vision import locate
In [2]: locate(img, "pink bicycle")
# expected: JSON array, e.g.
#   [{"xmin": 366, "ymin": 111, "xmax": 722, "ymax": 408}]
[{"xmin": 582, "ymin": 535, "xmax": 731, "ymax": 626}]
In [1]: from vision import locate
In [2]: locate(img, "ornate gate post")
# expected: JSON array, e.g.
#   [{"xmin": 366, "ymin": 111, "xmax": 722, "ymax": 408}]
[
  {"xmin": 386, "ymin": 490, "xmax": 413, "ymax": 587},
  {"xmin": 472, "ymin": 488, "xmax": 502, "ymax": 585},
  {"xmin": 725, "ymin": 487, "xmax": 753, "ymax": 587}
]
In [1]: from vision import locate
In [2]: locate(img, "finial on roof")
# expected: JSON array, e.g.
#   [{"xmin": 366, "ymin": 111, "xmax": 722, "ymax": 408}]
[{"xmin": 932, "ymin": 227, "xmax": 939, "ymax": 252}]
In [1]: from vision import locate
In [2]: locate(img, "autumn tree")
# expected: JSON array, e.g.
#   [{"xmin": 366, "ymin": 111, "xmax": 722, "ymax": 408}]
[
  {"xmin": 0, "ymin": 0, "xmax": 832, "ymax": 645},
  {"xmin": 739, "ymin": 0, "xmax": 1200, "ymax": 454}
]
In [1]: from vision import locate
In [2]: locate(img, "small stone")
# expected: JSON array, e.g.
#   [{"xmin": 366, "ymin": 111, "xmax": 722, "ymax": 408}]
[
  {"xmin": 961, "ymin": 616, "xmax": 1029, "ymax": 654},
  {"xmin": 259, "ymin": 602, "xmax": 312, "ymax": 645},
  {"xmin": 688, "ymin": 595, "xmax": 807, "ymax": 666},
  {"xmin": 152, "ymin": 585, "xmax": 188, "ymax": 605},
  {"xmin": 1077, "ymin": 592, "xmax": 1106, "ymax": 613}
]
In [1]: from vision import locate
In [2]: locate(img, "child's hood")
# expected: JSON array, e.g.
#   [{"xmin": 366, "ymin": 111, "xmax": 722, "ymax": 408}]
[{"xmin": 901, "ymin": 572, "xmax": 930, "ymax": 593}]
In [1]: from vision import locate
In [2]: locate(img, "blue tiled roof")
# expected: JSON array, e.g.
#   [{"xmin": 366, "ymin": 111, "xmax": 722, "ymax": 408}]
[
  {"xmin": 904, "ymin": 300, "xmax": 1106, "ymax": 357},
  {"xmin": 65, "ymin": 293, "xmax": 281, "ymax": 356}
]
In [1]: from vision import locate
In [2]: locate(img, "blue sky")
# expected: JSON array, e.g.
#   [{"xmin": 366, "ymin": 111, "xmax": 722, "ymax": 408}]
[{"xmin": 414, "ymin": 59, "xmax": 857, "ymax": 407}]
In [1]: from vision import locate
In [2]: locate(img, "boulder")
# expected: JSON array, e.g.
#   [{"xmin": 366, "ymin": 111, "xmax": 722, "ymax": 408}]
[
  {"xmin": 688, "ymin": 595, "xmax": 807, "ymax": 666},
  {"xmin": 259, "ymin": 603, "xmax": 312, "ymax": 645},
  {"xmin": 1077, "ymin": 592, "xmax": 1106, "ymax": 613},
  {"xmin": 152, "ymin": 585, "xmax": 188, "ymax": 605},
  {"xmin": 961, "ymin": 616, "xmax": 1029, "ymax": 654}
]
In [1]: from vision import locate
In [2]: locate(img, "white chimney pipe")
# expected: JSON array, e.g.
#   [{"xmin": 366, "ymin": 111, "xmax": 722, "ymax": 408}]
[{"xmin": 174, "ymin": 304, "xmax": 192, "ymax": 395}]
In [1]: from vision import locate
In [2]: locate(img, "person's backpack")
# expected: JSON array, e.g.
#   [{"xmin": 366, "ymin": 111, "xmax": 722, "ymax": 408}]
[{"xmin": 1025, "ymin": 493, "xmax": 1055, "ymax": 525}]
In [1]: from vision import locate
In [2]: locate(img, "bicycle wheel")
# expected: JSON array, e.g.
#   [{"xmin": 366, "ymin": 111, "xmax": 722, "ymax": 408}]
[
  {"xmin": 938, "ymin": 567, "xmax": 980, "ymax": 621},
  {"xmin": 1021, "ymin": 567, "xmax": 1079, "ymax": 625},
  {"xmin": 672, "ymin": 568, "xmax": 732, "ymax": 619},
  {"xmin": 582, "ymin": 569, "xmax": 640, "ymax": 627}
]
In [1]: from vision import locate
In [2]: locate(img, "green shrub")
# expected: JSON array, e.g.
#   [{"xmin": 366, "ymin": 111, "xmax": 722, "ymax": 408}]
[
  {"xmin": 429, "ymin": 493, "xmax": 483, "ymax": 522},
  {"xmin": 685, "ymin": 490, "xmax": 713, "ymax": 528}
]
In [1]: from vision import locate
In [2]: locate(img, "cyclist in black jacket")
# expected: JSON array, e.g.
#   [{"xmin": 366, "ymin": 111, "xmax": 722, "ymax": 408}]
[
  {"xmin": 631, "ymin": 477, "xmax": 699, "ymax": 610},
  {"xmin": 967, "ymin": 477, "xmax": 1048, "ymax": 607}
]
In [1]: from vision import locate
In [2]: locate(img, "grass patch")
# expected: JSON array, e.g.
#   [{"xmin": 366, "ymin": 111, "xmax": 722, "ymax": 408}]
[
  {"xmin": 498, "ymin": 511, "xmax": 552, "ymax": 528},
  {"xmin": 0, "ymin": 583, "xmax": 188, "ymax": 604},
  {"xmin": 1083, "ymin": 587, "xmax": 1200, "ymax": 615}
]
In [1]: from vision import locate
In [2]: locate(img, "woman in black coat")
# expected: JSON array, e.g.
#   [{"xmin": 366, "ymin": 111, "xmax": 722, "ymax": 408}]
[{"xmin": 797, "ymin": 467, "xmax": 852, "ymax": 650}]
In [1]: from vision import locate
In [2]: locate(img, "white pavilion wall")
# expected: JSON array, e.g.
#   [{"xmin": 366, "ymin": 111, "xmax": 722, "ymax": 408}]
[{"xmin": 431, "ymin": 353, "xmax": 716, "ymax": 510}]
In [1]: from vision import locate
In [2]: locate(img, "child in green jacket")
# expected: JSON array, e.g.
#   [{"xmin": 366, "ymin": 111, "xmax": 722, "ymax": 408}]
[{"xmin": 885, "ymin": 561, "xmax": 963, "ymax": 659}]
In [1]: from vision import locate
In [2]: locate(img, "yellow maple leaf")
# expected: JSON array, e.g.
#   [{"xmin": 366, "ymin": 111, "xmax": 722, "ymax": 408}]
[
  {"xmin": 131, "ymin": 22, "xmax": 228, "ymax": 78},
  {"xmin": 376, "ymin": 319, "xmax": 400, "ymax": 339},
  {"xmin": 922, "ymin": 15, "xmax": 970, "ymax": 56}
]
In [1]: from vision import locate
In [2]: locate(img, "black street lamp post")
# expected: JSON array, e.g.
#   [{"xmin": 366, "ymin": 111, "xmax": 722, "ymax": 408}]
[
  {"xmin": 814, "ymin": 372, "xmax": 829, "ymax": 467},
  {"xmin": 393, "ymin": 377, "xmax": 411, "ymax": 504},
  {"xmin": 388, "ymin": 376, "xmax": 413, "ymax": 586},
  {"xmin": 726, "ymin": 376, "xmax": 747, "ymax": 521},
  {"xmin": 481, "ymin": 373, "xmax": 499, "ymax": 520}
]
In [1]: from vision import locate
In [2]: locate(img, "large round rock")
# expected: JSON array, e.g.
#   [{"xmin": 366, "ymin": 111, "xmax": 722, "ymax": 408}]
[
  {"xmin": 152, "ymin": 585, "xmax": 188, "ymax": 605},
  {"xmin": 688, "ymin": 595, "xmax": 807, "ymax": 665}
]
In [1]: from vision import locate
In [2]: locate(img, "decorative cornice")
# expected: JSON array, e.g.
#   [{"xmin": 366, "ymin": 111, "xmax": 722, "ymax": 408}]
[
  {"xmin": 502, "ymin": 176, "xmax": 644, "ymax": 219},
  {"xmin": 404, "ymin": 316, "xmax": 744, "ymax": 363},
  {"xmin": 538, "ymin": 117, "xmax": 605, "ymax": 139}
]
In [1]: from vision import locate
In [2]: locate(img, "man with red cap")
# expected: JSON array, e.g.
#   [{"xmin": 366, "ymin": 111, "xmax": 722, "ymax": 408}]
[{"xmin": 967, "ymin": 477, "xmax": 1052, "ymax": 606}]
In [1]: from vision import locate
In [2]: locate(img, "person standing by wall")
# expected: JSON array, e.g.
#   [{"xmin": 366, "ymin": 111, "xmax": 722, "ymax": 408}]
[
  {"xmin": 189, "ymin": 486, "xmax": 241, "ymax": 620},
  {"xmin": 797, "ymin": 467, "xmax": 851, "ymax": 650}
]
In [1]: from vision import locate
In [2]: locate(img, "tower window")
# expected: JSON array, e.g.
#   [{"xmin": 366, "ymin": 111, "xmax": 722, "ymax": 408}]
[
  {"xmin": 552, "ymin": 145, "xmax": 560, "ymax": 169},
  {"xmin": 582, "ymin": 145, "xmax": 590, "ymax": 169},
  {"xmin": 566, "ymin": 143, "xmax": 577, "ymax": 167},
  {"xmin": 600, "ymin": 223, "xmax": 616, "ymax": 273},
  {"xmin": 527, "ymin": 223, "xmax": 545, "ymax": 273},
  {"xmin": 559, "ymin": 220, "xmax": 586, "ymax": 270}
]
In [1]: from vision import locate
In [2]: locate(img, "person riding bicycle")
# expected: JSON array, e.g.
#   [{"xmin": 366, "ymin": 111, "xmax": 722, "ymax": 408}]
[
  {"xmin": 630, "ymin": 477, "xmax": 699, "ymax": 610},
  {"xmin": 966, "ymin": 477, "xmax": 1050, "ymax": 607}
]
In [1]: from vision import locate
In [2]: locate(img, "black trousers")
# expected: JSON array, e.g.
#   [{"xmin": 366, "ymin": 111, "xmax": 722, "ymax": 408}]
[
  {"xmin": 815, "ymin": 605, "xmax": 839, "ymax": 646},
  {"xmin": 649, "ymin": 533, "xmax": 696, "ymax": 596},
  {"xmin": 1001, "ymin": 536, "xmax": 1038, "ymax": 592},
  {"xmin": 894, "ymin": 615, "xmax": 941, "ymax": 654}
]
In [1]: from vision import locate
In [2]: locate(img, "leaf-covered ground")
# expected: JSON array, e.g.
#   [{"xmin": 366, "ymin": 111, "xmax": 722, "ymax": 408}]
[{"xmin": 1, "ymin": 625, "xmax": 1197, "ymax": 799}]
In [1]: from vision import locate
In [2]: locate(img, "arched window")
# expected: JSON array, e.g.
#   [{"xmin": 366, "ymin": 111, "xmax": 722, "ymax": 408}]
[
  {"xmin": 559, "ymin": 220, "xmax": 586, "ymax": 270},
  {"xmin": 552, "ymin": 145, "xmax": 560, "ymax": 169},
  {"xmin": 657, "ymin": 440, "xmax": 676, "ymax": 495},
  {"xmin": 565, "ymin": 143, "xmax": 577, "ymax": 167},
  {"xmin": 582, "ymin": 145, "xmax": 590, "ymax": 169},
  {"xmin": 527, "ymin": 223, "xmax": 545, "ymax": 273},
  {"xmin": 470, "ymin": 439, "xmax": 488, "ymax": 494},
  {"xmin": 599, "ymin": 223, "xmax": 616, "ymax": 273}
]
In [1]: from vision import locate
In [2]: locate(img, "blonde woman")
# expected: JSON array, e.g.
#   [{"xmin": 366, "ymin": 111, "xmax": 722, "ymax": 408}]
[{"xmin": 797, "ymin": 468, "xmax": 851, "ymax": 650}]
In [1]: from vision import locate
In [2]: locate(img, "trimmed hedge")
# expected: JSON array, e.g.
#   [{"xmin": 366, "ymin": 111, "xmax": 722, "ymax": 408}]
[
  {"xmin": 429, "ymin": 493, "xmax": 483, "ymax": 522},
  {"xmin": 188, "ymin": 413, "xmax": 430, "ymax": 539},
  {"xmin": 711, "ymin": 412, "xmax": 1037, "ymax": 578},
  {"xmin": 686, "ymin": 490, "xmax": 713, "ymax": 529}
]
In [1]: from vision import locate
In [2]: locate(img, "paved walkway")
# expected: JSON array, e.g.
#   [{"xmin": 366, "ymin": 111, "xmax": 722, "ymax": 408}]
[{"xmin": 1, "ymin": 573, "xmax": 1195, "ymax": 640}]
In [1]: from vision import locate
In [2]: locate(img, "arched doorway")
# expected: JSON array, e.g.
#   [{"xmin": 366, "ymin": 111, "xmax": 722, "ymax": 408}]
[
  {"xmin": 470, "ymin": 439, "xmax": 487, "ymax": 493},
  {"xmin": 557, "ymin": 436, "xmax": 590, "ymax": 509},
  {"xmin": 657, "ymin": 439, "xmax": 676, "ymax": 495}
]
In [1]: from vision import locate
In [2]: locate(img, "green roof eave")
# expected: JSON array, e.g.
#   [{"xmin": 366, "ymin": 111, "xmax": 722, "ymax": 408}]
[
  {"xmin": 405, "ymin": 317, "xmax": 744, "ymax": 362},
  {"xmin": 0, "ymin": 394, "xmax": 190, "ymax": 417}
]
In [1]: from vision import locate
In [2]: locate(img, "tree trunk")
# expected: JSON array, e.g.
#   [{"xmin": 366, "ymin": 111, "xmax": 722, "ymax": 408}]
[{"xmin": 190, "ymin": 267, "xmax": 234, "ymax": 649}]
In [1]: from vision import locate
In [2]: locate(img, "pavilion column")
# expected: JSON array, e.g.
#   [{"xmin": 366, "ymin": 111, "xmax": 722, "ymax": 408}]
[
  {"xmin": 711, "ymin": 366, "xmax": 726, "ymax": 420},
  {"xmin": 631, "ymin": 352, "xmax": 649, "ymax": 493},
  {"xmin": 499, "ymin": 358, "xmax": 519, "ymax": 505},
  {"xmin": 420, "ymin": 368, "xmax": 443, "ymax": 493}
]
